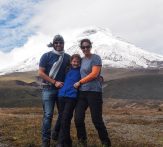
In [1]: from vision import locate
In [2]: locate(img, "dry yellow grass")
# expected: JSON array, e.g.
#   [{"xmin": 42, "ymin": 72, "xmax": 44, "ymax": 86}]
[{"xmin": 0, "ymin": 99, "xmax": 163, "ymax": 147}]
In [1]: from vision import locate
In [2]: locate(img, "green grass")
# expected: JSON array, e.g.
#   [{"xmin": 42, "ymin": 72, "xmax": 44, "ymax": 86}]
[{"xmin": 0, "ymin": 105, "xmax": 163, "ymax": 147}]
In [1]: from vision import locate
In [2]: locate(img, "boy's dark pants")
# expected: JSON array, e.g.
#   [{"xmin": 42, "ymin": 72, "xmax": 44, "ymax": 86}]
[
  {"xmin": 58, "ymin": 97, "xmax": 77, "ymax": 146},
  {"xmin": 74, "ymin": 91, "xmax": 111, "ymax": 146}
]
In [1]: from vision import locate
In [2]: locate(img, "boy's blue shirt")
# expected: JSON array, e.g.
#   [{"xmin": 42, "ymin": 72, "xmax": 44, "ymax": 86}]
[{"xmin": 58, "ymin": 67, "xmax": 81, "ymax": 98}]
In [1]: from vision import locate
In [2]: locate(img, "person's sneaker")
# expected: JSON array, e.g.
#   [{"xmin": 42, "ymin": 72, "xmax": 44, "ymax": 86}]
[
  {"xmin": 77, "ymin": 140, "xmax": 87, "ymax": 147},
  {"xmin": 102, "ymin": 145, "xmax": 111, "ymax": 147},
  {"xmin": 42, "ymin": 140, "xmax": 50, "ymax": 147},
  {"xmin": 64, "ymin": 142, "xmax": 72, "ymax": 147},
  {"xmin": 51, "ymin": 131, "xmax": 59, "ymax": 141},
  {"xmin": 102, "ymin": 143, "xmax": 111, "ymax": 147},
  {"xmin": 56, "ymin": 143, "xmax": 64, "ymax": 147}
]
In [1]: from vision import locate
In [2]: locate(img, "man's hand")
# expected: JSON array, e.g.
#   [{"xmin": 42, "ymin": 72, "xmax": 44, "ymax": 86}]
[
  {"xmin": 74, "ymin": 82, "xmax": 80, "ymax": 89},
  {"xmin": 55, "ymin": 81, "xmax": 64, "ymax": 88}
]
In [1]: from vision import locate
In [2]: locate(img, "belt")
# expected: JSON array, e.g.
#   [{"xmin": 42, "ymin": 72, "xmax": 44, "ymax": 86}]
[{"xmin": 41, "ymin": 83, "xmax": 54, "ymax": 89}]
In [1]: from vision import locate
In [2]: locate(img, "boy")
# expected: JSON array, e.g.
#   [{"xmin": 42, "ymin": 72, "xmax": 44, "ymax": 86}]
[{"xmin": 56, "ymin": 54, "xmax": 81, "ymax": 147}]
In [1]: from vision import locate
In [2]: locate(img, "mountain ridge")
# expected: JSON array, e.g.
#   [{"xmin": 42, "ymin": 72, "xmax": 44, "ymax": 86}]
[{"xmin": 0, "ymin": 26, "xmax": 163, "ymax": 75}]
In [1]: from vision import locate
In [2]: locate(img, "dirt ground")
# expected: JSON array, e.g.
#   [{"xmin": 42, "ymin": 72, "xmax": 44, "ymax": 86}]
[{"xmin": 0, "ymin": 98, "xmax": 163, "ymax": 147}]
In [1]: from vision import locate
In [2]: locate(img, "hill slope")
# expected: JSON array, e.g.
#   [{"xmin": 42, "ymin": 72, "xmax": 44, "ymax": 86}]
[
  {"xmin": 0, "ymin": 79, "xmax": 41, "ymax": 107},
  {"xmin": 103, "ymin": 74, "xmax": 163, "ymax": 99},
  {"xmin": 0, "ymin": 69, "xmax": 163, "ymax": 107}
]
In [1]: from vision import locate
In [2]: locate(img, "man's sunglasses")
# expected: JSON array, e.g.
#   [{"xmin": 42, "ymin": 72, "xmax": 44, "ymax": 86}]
[
  {"xmin": 81, "ymin": 45, "xmax": 91, "ymax": 50},
  {"xmin": 54, "ymin": 41, "xmax": 64, "ymax": 45}
]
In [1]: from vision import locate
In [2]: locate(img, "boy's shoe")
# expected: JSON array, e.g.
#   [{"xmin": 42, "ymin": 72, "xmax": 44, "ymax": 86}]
[
  {"xmin": 56, "ymin": 142, "xmax": 72, "ymax": 147},
  {"xmin": 56, "ymin": 143, "xmax": 64, "ymax": 147},
  {"xmin": 42, "ymin": 140, "xmax": 50, "ymax": 147},
  {"xmin": 51, "ymin": 131, "xmax": 59, "ymax": 141},
  {"xmin": 64, "ymin": 142, "xmax": 72, "ymax": 147},
  {"xmin": 102, "ymin": 145, "xmax": 111, "ymax": 147},
  {"xmin": 102, "ymin": 142, "xmax": 111, "ymax": 147},
  {"xmin": 77, "ymin": 140, "xmax": 87, "ymax": 147}
]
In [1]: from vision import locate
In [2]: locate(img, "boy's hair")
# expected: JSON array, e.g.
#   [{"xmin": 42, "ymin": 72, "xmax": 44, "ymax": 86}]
[{"xmin": 70, "ymin": 54, "xmax": 82, "ymax": 62}]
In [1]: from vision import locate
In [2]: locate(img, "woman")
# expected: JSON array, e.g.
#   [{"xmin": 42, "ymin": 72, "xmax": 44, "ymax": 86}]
[{"xmin": 74, "ymin": 39, "xmax": 111, "ymax": 147}]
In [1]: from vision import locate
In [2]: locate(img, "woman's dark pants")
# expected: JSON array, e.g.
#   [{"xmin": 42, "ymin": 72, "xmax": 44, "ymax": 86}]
[{"xmin": 74, "ymin": 91, "xmax": 111, "ymax": 146}]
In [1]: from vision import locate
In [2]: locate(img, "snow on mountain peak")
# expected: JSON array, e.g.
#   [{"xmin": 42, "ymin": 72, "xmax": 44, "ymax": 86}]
[{"xmin": 0, "ymin": 26, "xmax": 163, "ymax": 75}]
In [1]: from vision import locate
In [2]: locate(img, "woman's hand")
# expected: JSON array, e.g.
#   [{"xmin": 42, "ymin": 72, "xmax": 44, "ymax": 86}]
[
  {"xmin": 55, "ymin": 81, "xmax": 64, "ymax": 88},
  {"xmin": 74, "ymin": 82, "xmax": 81, "ymax": 89}
]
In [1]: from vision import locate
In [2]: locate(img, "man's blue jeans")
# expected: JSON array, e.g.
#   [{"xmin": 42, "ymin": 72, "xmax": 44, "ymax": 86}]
[{"xmin": 41, "ymin": 87, "xmax": 60, "ymax": 142}]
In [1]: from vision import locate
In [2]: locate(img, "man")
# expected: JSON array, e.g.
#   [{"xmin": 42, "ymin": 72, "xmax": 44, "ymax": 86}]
[{"xmin": 38, "ymin": 35, "xmax": 70, "ymax": 147}]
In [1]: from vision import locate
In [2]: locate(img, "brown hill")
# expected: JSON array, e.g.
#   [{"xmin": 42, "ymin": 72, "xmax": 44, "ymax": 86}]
[
  {"xmin": 103, "ymin": 74, "xmax": 163, "ymax": 100},
  {"xmin": 0, "ymin": 68, "xmax": 163, "ymax": 107}
]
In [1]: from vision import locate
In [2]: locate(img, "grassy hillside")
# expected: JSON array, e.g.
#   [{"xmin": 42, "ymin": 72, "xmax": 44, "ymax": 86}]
[
  {"xmin": 0, "ymin": 71, "xmax": 41, "ymax": 107},
  {"xmin": 0, "ymin": 71, "xmax": 37, "ymax": 83},
  {"xmin": 0, "ymin": 80, "xmax": 41, "ymax": 107},
  {"xmin": 0, "ymin": 99, "xmax": 162, "ymax": 147},
  {"xmin": 0, "ymin": 87, "xmax": 41, "ymax": 107},
  {"xmin": 103, "ymin": 74, "xmax": 163, "ymax": 99},
  {"xmin": 0, "ymin": 68, "xmax": 163, "ymax": 107},
  {"xmin": 101, "ymin": 67, "xmax": 163, "ymax": 81},
  {"xmin": 0, "ymin": 69, "xmax": 163, "ymax": 147}
]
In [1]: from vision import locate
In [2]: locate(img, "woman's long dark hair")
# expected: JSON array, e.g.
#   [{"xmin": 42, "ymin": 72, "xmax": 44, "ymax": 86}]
[{"xmin": 80, "ymin": 38, "xmax": 92, "ymax": 48}]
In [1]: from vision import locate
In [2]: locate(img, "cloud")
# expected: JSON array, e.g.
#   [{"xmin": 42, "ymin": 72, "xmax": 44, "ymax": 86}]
[
  {"xmin": 0, "ymin": 0, "xmax": 42, "ymax": 52},
  {"xmin": 0, "ymin": 32, "xmax": 51, "ymax": 69},
  {"xmin": 0, "ymin": 0, "xmax": 163, "ymax": 55},
  {"xmin": 30, "ymin": 0, "xmax": 163, "ymax": 55}
]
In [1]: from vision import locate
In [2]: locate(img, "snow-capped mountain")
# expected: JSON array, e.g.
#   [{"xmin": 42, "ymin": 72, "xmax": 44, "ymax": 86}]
[{"xmin": 1, "ymin": 26, "xmax": 163, "ymax": 75}]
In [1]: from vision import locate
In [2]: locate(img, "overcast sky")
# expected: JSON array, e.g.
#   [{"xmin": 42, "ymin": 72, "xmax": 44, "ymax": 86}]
[{"xmin": 0, "ymin": 0, "xmax": 163, "ymax": 55}]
